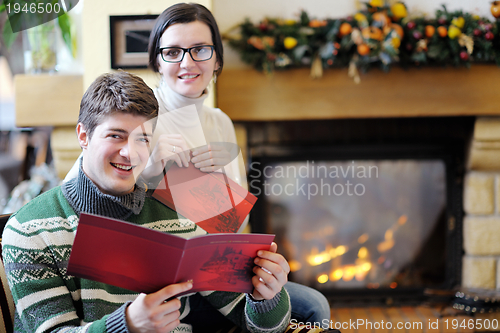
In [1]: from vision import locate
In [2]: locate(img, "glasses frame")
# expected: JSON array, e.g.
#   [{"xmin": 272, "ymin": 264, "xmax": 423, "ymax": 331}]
[{"xmin": 158, "ymin": 45, "xmax": 215, "ymax": 63}]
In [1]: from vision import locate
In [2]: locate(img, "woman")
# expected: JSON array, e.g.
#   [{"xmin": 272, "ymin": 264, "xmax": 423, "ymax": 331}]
[{"xmin": 147, "ymin": 2, "xmax": 331, "ymax": 328}]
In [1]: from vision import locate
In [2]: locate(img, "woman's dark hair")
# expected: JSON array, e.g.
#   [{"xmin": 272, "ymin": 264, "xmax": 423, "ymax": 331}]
[{"xmin": 148, "ymin": 3, "xmax": 223, "ymax": 76}]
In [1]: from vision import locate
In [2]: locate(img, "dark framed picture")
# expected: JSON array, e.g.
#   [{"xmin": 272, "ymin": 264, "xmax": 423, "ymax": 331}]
[{"xmin": 110, "ymin": 15, "xmax": 159, "ymax": 69}]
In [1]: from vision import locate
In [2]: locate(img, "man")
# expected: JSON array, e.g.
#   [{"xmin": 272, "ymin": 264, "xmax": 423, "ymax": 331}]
[{"xmin": 2, "ymin": 72, "xmax": 291, "ymax": 333}]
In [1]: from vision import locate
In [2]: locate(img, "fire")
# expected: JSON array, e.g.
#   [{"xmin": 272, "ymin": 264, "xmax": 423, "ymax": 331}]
[
  {"xmin": 289, "ymin": 260, "xmax": 302, "ymax": 272},
  {"xmin": 307, "ymin": 245, "xmax": 348, "ymax": 266},
  {"xmin": 358, "ymin": 247, "xmax": 368, "ymax": 259},
  {"xmin": 330, "ymin": 269, "xmax": 343, "ymax": 281},
  {"xmin": 377, "ymin": 239, "xmax": 395, "ymax": 253},
  {"xmin": 317, "ymin": 274, "xmax": 329, "ymax": 284},
  {"xmin": 358, "ymin": 233, "xmax": 369, "ymax": 244},
  {"xmin": 309, "ymin": 214, "xmax": 410, "ymax": 284},
  {"xmin": 376, "ymin": 215, "xmax": 408, "ymax": 253}
]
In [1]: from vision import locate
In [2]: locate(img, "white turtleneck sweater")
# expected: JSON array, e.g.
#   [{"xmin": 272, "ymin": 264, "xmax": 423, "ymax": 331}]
[{"xmin": 65, "ymin": 80, "xmax": 245, "ymax": 187}]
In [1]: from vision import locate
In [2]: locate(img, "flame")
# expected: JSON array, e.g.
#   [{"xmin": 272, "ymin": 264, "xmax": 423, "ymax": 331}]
[
  {"xmin": 385, "ymin": 229, "xmax": 393, "ymax": 240},
  {"xmin": 330, "ymin": 269, "xmax": 343, "ymax": 281},
  {"xmin": 307, "ymin": 245, "xmax": 348, "ymax": 266},
  {"xmin": 358, "ymin": 247, "xmax": 368, "ymax": 259},
  {"xmin": 358, "ymin": 233, "xmax": 369, "ymax": 244},
  {"xmin": 343, "ymin": 266, "xmax": 356, "ymax": 281},
  {"xmin": 289, "ymin": 260, "xmax": 302, "ymax": 272},
  {"xmin": 377, "ymin": 239, "xmax": 395, "ymax": 253},
  {"xmin": 326, "ymin": 262, "xmax": 372, "ymax": 283},
  {"xmin": 397, "ymin": 215, "xmax": 407, "ymax": 225},
  {"xmin": 317, "ymin": 274, "xmax": 329, "ymax": 284}
]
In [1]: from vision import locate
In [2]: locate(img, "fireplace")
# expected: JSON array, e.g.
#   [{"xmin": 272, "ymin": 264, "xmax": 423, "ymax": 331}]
[{"xmin": 243, "ymin": 117, "xmax": 475, "ymax": 305}]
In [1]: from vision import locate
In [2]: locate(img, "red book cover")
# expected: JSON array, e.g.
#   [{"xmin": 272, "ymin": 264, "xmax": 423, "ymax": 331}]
[
  {"xmin": 67, "ymin": 213, "xmax": 274, "ymax": 294},
  {"xmin": 152, "ymin": 161, "xmax": 257, "ymax": 234}
]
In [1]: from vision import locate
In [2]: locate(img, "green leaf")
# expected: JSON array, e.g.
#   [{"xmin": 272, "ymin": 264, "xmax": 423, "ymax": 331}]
[
  {"xmin": 2, "ymin": 17, "xmax": 18, "ymax": 49},
  {"xmin": 57, "ymin": 13, "xmax": 74, "ymax": 57}
]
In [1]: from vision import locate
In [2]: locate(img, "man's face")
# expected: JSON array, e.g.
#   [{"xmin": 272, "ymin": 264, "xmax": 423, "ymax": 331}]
[{"xmin": 78, "ymin": 113, "xmax": 153, "ymax": 196}]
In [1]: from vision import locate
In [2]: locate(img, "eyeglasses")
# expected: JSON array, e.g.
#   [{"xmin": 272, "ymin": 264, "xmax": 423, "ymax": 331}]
[{"xmin": 158, "ymin": 45, "xmax": 215, "ymax": 63}]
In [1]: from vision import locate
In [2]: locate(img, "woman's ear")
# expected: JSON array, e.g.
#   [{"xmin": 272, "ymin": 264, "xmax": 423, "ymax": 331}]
[{"xmin": 76, "ymin": 123, "xmax": 89, "ymax": 149}]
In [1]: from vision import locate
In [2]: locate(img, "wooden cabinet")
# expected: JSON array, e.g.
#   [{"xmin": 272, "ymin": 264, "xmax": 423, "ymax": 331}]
[{"xmin": 14, "ymin": 74, "xmax": 83, "ymax": 179}]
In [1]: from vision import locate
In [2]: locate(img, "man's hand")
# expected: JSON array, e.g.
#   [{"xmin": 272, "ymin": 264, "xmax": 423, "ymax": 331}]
[
  {"xmin": 251, "ymin": 242, "xmax": 290, "ymax": 300},
  {"xmin": 126, "ymin": 281, "xmax": 193, "ymax": 333}
]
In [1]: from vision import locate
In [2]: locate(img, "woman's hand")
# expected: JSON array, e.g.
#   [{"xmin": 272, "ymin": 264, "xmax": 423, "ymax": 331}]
[
  {"xmin": 191, "ymin": 143, "xmax": 232, "ymax": 172},
  {"xmin": 142, "ymin": 134, "xmax": 190, "ymax": 179},
  {"xmin": 251, "ymin": 242, "xmax": 290, "ymax": 300},
  {"xmin": 126, "ymin": 281, "xmax": 193, "ymax": 333}
]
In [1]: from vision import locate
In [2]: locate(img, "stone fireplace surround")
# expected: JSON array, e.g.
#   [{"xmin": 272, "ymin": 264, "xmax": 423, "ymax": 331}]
[{"xmin": 217, "ymin": 65, "xmax": 500, "ymax": 294}]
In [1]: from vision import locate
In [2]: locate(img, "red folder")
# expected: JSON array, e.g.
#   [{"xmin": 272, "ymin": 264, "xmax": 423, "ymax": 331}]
[
  {"xmin": 152, "ymin": 162, "xmax": 256, "ymax": 233},
  {"xmin": 67, "ymin": 213, "xmax": 274, "ymax": 294}
]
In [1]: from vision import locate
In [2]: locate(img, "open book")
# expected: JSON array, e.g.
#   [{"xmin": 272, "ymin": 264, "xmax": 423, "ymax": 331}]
[{"xmin": 67, "ymin": 213, "xmax": 274, "ymax": 294}]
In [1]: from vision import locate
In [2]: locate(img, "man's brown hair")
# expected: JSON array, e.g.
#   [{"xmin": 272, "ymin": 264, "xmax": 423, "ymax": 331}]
[{"xmin": 78, "ymin": 71, "xmax": 158, "ymax": 139}]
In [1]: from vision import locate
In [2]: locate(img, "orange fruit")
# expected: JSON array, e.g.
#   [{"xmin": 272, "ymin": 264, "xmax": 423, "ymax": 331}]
[
  {"xmin": 362, "ymin": 26, "xmax": 383, "ymax": 41},
  {"xmin": 309, "ymin": 19, "xmax": 327, "ymax": 28},
  {"xmin": 339, "ymin": 22, "xmax": 353, "ymax": 36},
  {"xmin": 492, "ymin": 1, "xmax": 500, "ymax": 18},
  {"xmin": 437, "ymin": 26, "xmax": 448, "ymax": 38},
  {"xmin": 390, "ymin": 23, "xmax": 404, "ymax": 38},
  {"xmin": 357, "ymin": 44, "xmax": 370, "ymax": 56},
  {"xmin": 372, "ymin": 12, "xmax": 391, "ymax": 27},
  {"xmin": 425, "ymin": 25, "xmax": 435, "ymax": 38}
]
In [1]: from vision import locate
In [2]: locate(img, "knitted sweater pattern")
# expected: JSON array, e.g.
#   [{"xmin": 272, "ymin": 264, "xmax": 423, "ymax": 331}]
[{"xmin": 2, "ymin": 171, "xmax": 291, "ymax": 333}]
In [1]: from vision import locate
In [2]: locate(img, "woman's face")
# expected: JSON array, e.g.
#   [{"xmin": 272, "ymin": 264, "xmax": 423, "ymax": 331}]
[{"xmin": 157, "ymin": 21, "xmax": 218, "ymax": 98}]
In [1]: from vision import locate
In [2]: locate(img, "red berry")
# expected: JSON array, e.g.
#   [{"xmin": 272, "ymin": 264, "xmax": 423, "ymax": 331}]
[
  {"xmin": 459, "ymin": 51, "xmax": 469, "ymax": 61},
  {"xmin": 437, "ymin": 17, "xmax": 447, "ymax": 25},
  {"xmin": 485, "ymin": 31, "xmax": 495, "ymax": 40},
  {"xmin": 407, "ymin": 21, "xmax": 416, "ymax": 29},
  {"xmin": 259, "ymin": 23, "xmax": 268, "ymax": 32},
  {"xmin": 473, "ymin": 29, "xmax": 482, "ymax": 37},
  {"xmin": 413, "ymin": 30, "xmax": 423, "ymax": 40}
]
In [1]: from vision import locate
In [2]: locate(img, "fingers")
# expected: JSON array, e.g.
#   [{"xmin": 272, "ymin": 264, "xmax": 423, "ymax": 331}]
[
  {"xmin": 250, "ymin": 245, "xmax": 290, "ymax": 301},
  {"xmin": 191, "ymin": 144, "xmax": 231, "ymax": 172},
  {"xmin": 126, "ymin": 281, "xmax": 192, "ymax": 333},
  {"xmin": 150, "ymin": 281, "xmax": 193, "ymax": 305},
  {"xmin": 153, "ymin": 135, "xmax": 191, "ymax": 168}
]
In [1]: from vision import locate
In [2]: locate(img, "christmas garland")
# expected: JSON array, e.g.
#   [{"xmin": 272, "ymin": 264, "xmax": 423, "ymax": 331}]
[{"xmin": 224, "ymin": 1, "xmax": 500, "ymax": 81}]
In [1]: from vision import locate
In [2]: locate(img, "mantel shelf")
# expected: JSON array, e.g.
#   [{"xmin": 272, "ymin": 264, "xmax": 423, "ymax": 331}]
[{"xmin": 216, "ymin": 65, "xmax": 500, "ymax": 121}]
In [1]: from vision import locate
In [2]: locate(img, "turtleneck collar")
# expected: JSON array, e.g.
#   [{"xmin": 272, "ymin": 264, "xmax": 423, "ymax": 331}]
[
  {"xmin": 61, "ymin": 165, "xmax": 146, "ymax": 221},
  {"xmin": 155, "ymin": 78, "xmax": 209, "ymax": 116}
]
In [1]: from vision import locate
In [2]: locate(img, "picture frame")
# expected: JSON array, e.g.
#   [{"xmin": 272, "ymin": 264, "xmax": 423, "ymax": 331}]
[{"xmin": 110, "ymin": 15, "xmax": 159, "ymax": 69}]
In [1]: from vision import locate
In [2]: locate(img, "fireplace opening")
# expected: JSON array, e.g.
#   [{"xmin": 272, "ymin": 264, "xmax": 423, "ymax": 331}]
[{"xmin": 243, "ymin": 117, "xmax": 474, "ymax": 305}]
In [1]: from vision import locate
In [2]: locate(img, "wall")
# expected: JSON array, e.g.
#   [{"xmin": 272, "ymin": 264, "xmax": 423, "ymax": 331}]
[
  {"xmin": 463, "ymin": 118, "xmax": 500, "ymax": 289},
  {"xmin": 213, "ymin": 0, "xmax": 496, "ymax": 69}
]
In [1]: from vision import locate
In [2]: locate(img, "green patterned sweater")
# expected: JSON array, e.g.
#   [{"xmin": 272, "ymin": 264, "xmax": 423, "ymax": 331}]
[{"xmin": 2, "ymin": 181, "xmax": 291, "ymax": 333}]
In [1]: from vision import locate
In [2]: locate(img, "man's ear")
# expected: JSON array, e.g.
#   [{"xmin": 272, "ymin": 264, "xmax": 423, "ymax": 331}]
[{"xmin": 76, "ymin": 123, "xmax": 89, "ymax": 149}]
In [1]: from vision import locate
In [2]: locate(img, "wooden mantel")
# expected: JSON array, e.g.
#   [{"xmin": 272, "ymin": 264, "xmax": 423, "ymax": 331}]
[{"xmin": 217, "ymin": 65, "xmax": 500, "ymax": 121}]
